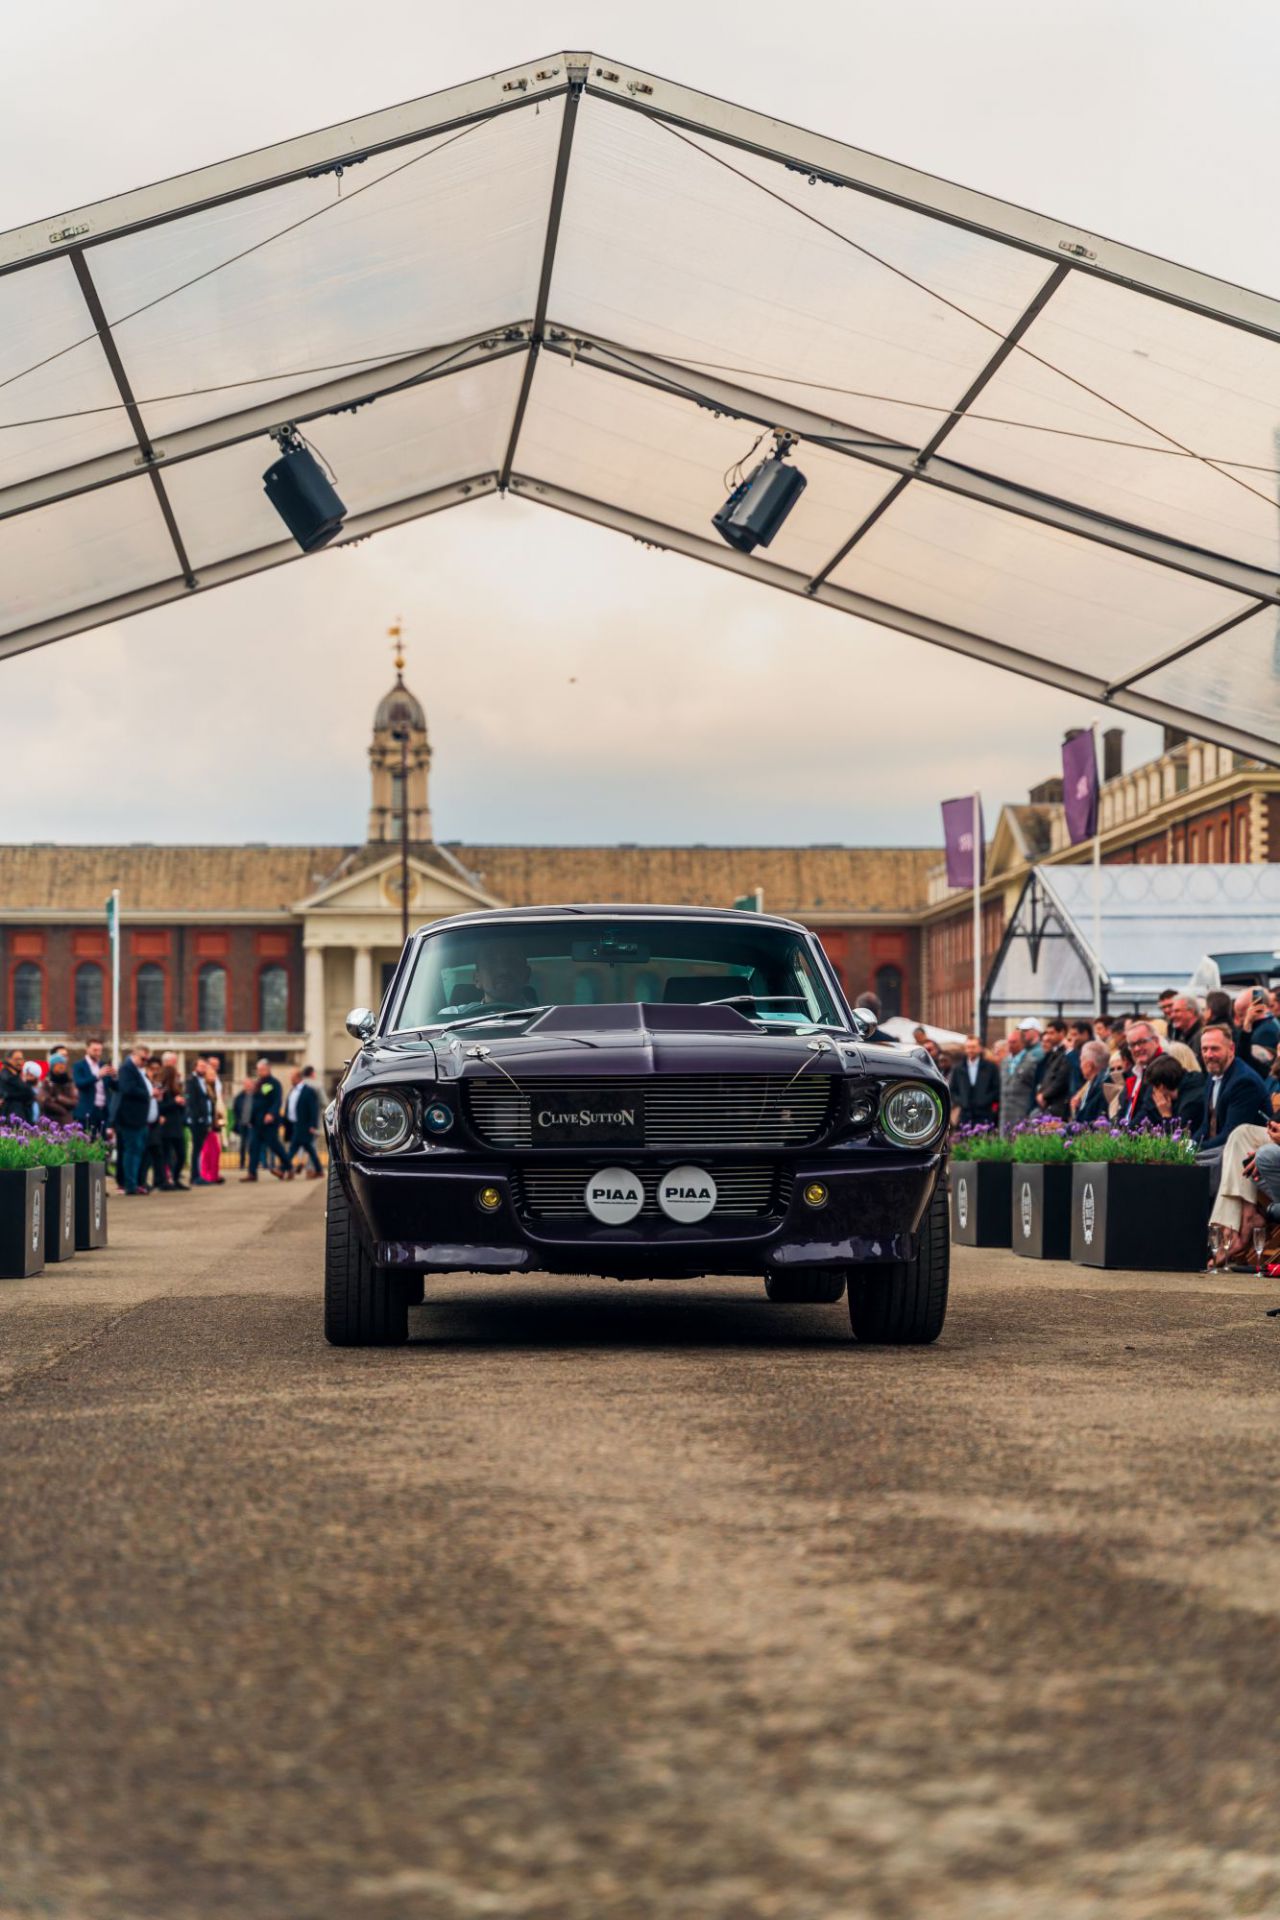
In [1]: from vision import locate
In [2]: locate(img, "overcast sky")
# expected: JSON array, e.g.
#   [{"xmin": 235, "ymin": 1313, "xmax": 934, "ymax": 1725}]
[{"xmin": 6, "ymin": 0, "xmax": 1275, "ymax": 846}]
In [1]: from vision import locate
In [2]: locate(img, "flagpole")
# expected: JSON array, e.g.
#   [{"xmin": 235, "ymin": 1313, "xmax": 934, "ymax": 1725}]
[
  {"xmin": 1091, "ymin": 723, "xmax": 1102, "ymax": 1018},
  {"xmin": 110, "ymin": 888, "xmax": 120, "ymax": 1067},
  {"xmin": 972, "ymin": 790, "xmax": 982, "ymax": 1040}
]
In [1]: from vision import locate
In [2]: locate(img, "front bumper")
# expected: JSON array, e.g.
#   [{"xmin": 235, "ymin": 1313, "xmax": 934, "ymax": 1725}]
[{"xmin": 341, "ymin": 1147, "xmax": 944, "ymax": 1277}]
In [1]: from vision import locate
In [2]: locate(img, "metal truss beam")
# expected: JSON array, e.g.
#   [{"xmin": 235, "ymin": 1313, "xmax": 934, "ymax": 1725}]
[
  {"xmin": 542, "ymin": 328, "xmax": 1280, "ymax": 610},
  {"xmin": 581, "ymin": 60, "xmax": 1280, "ymax": 349},
  {"xmin": 0, "ymin": 329, "xmax": 530, "ymax": 522},
  {"xmin": 499, "ymin": 64, "xmax": 587, "ymax": 489},
  {"xmin": 506, "ymin": 472, "xmax": 1278, "ymax": 766},
  {"xmin": 0, "ymin": 61, "xmax": 576, "ymax": 277},
  {"xmin": 0, "ymin": 474, "xmax": 496, "ymax": 663}
]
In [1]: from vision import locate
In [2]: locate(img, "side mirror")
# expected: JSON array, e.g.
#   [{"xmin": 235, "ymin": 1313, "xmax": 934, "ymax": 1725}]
[
  {"xmin": 345, "ymin": 1007, "xmax": 375, "ymax": 1043},
  {"xmin": 850, "ymin": 1005, "xmax": 877, "ymax": 1039}
]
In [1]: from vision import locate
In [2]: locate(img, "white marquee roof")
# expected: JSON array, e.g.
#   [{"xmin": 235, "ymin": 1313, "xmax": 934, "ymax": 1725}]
[{"xmin": 4, "ymin": 52, "xmax": 1280, "ymax": 758}]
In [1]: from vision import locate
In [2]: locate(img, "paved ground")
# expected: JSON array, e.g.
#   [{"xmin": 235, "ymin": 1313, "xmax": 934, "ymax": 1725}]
[{"xmin": 2, "ymin": 1175, "xmax": 1278, "ymax": 1920}]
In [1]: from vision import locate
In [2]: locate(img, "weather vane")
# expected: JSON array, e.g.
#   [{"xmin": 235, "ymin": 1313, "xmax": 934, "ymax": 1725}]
[{"xmin": 387, "ymin": 618, "xmax": 405, "ymax": 675}]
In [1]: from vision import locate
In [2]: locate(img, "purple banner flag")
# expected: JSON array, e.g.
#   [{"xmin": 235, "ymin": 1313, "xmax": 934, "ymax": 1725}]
[
  {"xmin": 1062, "ymin": 728, "xmax": 1099, "ymax": 845},
  {"xmin": 942, "ymin": 795, "xmax": 985, "ymax": 889}
]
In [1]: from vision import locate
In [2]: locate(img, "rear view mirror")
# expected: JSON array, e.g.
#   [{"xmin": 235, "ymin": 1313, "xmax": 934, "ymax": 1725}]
[{"xmin": 345, "ymin": 1007, "xmax": 375, "ymax": 1042}]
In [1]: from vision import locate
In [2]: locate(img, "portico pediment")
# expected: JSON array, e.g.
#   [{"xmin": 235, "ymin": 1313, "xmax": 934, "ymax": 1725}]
[{"xmin": 294, "ymin": 850, "xmax": 502, "ymax": 923}]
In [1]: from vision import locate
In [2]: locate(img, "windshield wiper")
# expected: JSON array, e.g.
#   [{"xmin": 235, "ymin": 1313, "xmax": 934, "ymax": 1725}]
[
  {"xmin": 706, "ymin": 994, "xmax": 810, "ymax": 1008},
  {"xmin": 436, "ymin": 1005, "xmax": 551, "ymax": 1034}
]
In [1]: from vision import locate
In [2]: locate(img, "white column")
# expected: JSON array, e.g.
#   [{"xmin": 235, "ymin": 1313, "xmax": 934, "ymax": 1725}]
[
  {"xmin": 304, "ymin": 945, "xmax": 326, "ymax": 1070},
  {"xmin": 353, "ymin": 945, "xmax": 374, "ymax": 1013}
]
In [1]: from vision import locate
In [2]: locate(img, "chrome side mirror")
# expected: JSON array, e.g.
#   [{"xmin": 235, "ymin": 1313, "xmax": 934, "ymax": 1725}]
[
  {"xmin": 850, "ymin": 1005, "xmax": 877, "ymax": 1039},
  {"xmin": 345, "ymin": 1007, "xmax": 375, "ymax": 1043}
]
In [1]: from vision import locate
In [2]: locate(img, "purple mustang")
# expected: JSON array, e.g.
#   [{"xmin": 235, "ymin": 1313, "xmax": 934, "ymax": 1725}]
[{"xmin": 325, "ymin": 906, "xmax": 949, "ymax": 1346}]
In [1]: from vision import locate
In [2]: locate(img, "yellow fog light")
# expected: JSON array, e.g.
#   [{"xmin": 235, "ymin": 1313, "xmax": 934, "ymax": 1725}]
[
  {"xmin": 802, "ymin": 1181, "xmax": 829, "ymax": 1209},
  {"xmin": 477, "ymin": 1186, "xmax": 502, "ymax": 1213}
]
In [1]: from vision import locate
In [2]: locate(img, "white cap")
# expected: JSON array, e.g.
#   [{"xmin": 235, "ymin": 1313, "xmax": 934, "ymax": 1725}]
[{"xmin": 1019, "ymin": 1017, "xmax": 1042, "ymax": 1032}]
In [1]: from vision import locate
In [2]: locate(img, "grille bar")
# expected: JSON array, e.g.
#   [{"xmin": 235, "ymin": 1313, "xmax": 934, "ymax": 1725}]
[
  {"xmin": 514, "ymin": 1164, "xmax": 790, "ymax": 1220},
  {"xmin": 466, "ymin": 1075, "xmax": 834, "ymax": 1149}
]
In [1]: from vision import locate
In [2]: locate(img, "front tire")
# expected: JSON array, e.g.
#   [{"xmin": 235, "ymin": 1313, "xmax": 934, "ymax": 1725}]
[
  {"xmin": 324, "ymin": 1162, "xmax": 407, "ymax": 1346},
  {"xmin": 846, "ymin": 1186, "xmax": 949, "ymax": 1344},
  {"xmin": 764, "ymin": 1271, "xmax": 846, "ymax": 1304}
]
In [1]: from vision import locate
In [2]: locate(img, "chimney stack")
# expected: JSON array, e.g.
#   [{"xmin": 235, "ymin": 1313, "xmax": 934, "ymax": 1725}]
[{"xmin": 1102, "ymin": 727, "xmax": 1124, "ymax": 782}]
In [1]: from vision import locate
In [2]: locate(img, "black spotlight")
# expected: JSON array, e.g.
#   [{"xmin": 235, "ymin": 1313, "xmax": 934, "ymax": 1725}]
[
  {"xmin": 712, "ymin": 435, "xmax": 807, "ymax": 554},
  {"xmin": 263, "ymin": 426, "xmax": 347, "ymax": 553}
]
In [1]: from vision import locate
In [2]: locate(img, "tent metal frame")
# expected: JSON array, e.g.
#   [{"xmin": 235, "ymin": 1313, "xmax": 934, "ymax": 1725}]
[{"xmin": 3, "ymin": 50, "xmax": 1279, "ymax": 759}]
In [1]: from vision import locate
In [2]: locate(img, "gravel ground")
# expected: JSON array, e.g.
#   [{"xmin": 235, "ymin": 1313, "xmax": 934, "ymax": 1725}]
[{"xmin": 1, "ymin": 1175, "xmax": 1278, "ymax": 1920}]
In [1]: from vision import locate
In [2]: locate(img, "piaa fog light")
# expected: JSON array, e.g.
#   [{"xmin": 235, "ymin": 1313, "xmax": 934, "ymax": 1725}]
[
  {"xmin": 423, "ymin": 1101, "xmax": 454, "ymax": 1135},
  {"xmin": 802, "ymin": 1181, "xmax": 829, "ymax": 1209},
  {"xmin": 881, "ymin": 1082, "xmax": 944, "ymax": 1146},
  {"xmin": 477, "ymin": 1186, "xmax": 502, "ymax": 1213},
  {"xmin": 350, "ymin": 1090, "xmax": 412, "ymax": 1153}
]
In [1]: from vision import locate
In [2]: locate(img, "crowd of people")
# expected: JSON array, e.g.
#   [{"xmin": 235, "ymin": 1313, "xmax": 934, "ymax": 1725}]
[
  {"xmin": 914, "ymin": 984, "xmax": 1280, "ymax": 1271},
  {"xmin": 0, "ymin": 1044, "xmax": 325, "ymax": 1196}
]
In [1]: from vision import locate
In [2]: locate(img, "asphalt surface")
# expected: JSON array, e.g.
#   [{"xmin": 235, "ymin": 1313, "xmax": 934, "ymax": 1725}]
[{"xmin": 2, "ymin": 1174, "xmax": 1278, "ymax": 1920}]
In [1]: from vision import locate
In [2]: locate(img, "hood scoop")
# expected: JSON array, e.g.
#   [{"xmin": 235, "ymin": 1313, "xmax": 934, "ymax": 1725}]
[{"xmin": 529, "ymin": 1001, "xmax": 755, "ymax": 1036}]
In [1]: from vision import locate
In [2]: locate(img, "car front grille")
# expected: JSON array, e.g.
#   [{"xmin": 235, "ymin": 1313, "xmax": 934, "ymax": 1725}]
[
  {"xmin": 512, "ymin": 1164, "xmax": 791, "ymax": 1220},
  {"xmin": 465, "ymin": 1074, "xmax": 835, "ymax": 1149}
]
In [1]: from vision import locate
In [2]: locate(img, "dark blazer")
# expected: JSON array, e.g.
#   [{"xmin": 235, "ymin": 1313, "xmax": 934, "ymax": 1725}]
[
  {"xmin": 232, "ymin": 1090, "xmax": 254, "ymax": 1132},
  {"xmin": 1076, "ymin": 1078, "xmax": 1111, "ymax": 1126},
  {"xmin": 948, "ymin": 1057, "xmax": 1000, "ymax": 1127},
  {"xmin": 72, "ymin": 1055, "xmax": 101, "ymax": 1123},
  {"xmin": 1036, "ymin": 1046, "xmax": 1073, "ymax": 1120},
  {"xmin": 293, "ymin": 1081, "xmax": 320, "ymax": 1134},
  {"xmin": 1171, "ymin": 1070, "xmax": 1207, "ymax": 1137},
  {"xmin": 250, "ymin": 1075, "xmax": 283, "ymax": 1128},
  {"xmin": 158, "ymin": 1087, "xmax": 186, "ymax": 1141},
  {"xmin": 185, "ymin": 1073, "xmax": 214, "ymax": 1130},
  {"xmin": 1196, "ymin": 1056, "xmax": 1270, "ymax": 1147},
  {"xmin": 115, "ymin": 1057, "xmax": 153, "ymax": 1129}
]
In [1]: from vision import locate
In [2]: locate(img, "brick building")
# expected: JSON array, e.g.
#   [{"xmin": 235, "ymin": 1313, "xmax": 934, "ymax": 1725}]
[{"xmin": 0, "ymin": 665, "xmax": 935, "ymax": 1082}]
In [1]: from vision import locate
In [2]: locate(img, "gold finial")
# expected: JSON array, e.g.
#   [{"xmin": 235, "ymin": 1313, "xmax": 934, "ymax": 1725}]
[{"xmin": 387, "ymin": 619, "xmax": 405, "ymax": 675}]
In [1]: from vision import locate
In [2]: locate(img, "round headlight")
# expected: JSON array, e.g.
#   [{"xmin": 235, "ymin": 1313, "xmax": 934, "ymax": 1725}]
[
  {"xmin": 350, "ymin": 1090, "xmax": 413, "ymax": 1154},
  {"xmin": 880, "ymin": 1081, "xmax": 945, "ymax": 1147}
]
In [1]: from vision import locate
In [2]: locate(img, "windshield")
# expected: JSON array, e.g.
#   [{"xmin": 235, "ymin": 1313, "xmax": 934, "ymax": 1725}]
[{"xmin": 389, "ymin": 917, "xmax": 844, "ymax": 1031}]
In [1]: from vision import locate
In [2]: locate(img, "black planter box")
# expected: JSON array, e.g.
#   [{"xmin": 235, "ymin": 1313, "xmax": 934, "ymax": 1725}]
[
  {"xmin": 74, "ymin": 1159, "xmax": 108, "ymax": 1250},
  {"xmin": 45, "ymin": 1164, "xmax": 76, "ymax": 1263},
  {"xmin": 0, "ymin": 1166, "xmax": 47, "ymax": 1278},
  {"xmin": 950, "ymin": 1160, "xmax": 1012, "ymax": 1246},
  {"xmin": 1070, "ymin": 1161, "xmax": 1211, "ymax": 1271},
  {"xmin": 1011, "ymin": 1161, "xmax": 1074, "ymax": 1261}
]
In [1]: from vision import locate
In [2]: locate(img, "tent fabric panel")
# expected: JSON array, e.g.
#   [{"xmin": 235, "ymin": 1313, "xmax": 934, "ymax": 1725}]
[
  {"xmin": 161, "ymin": 353, "xmax": 522, "ymax": 569},
  {"xmin": 514, "ymin": 351, "xmax": 898, "ymax": 578},
  {"xmin": 550, "ymin": 94, "xmax": 1054, "ymax": 450},
  {"xmin": 941, "ymin": 272, "xmax": 1280, "ymax": 576},
  {"xmin": 828, "ymin": 481, "xmax": 1253, "ymax": 680},
  {"xmin": 0, "ymin": 256, "xmax": 136, "ymax": 490},
  {"xmin": 1125, "ymin": 603, "xmax": 1280, "ymax": 746},
  {"xmin": 0, "ymin": 474, "xmax": 177, "ymax": 636},
  {"xmin": 78, "ymin": 102, "xmax": 562, "ymax": 449}
]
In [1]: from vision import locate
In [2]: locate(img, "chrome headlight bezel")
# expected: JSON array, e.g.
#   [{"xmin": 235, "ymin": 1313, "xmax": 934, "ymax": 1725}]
[
  {"xmin": 879, "ymin": 1080, "xmax": 946, "ymax": 1148},
  {"xmin": 348, "ymin": 1088, "xmax": 415, "ymax": 1155}
]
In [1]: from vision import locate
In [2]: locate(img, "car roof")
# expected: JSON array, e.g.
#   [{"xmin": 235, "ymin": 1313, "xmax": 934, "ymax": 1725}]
[{"xmin": 410, "ymin": 903, "xmax": 810, "ymax": 936}]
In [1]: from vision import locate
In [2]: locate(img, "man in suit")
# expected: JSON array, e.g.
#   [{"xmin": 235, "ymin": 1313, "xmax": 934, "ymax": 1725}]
[
  {"xmin": 1196, "ymin": 1023, "xmax": 1269, "ymax": 1150},
  {"xmin": 1168, "ymin": 994, "xmax": 1204, "ymax": 1063},
  {"xmin": 948, "ymin": 1035, "xmax": 1000, "ymax": 1129},
  {"xmin": 73, "ymin": 1039, "xmax": 110, "ymax": 1135},
  {"xmin": 243, "ymin": 1056, "xmax": 288, "ymax": 1182},
  {"xmin": 115, "ymin": 1041, "xmax": 156, "ymax": 1196},
  {"xmin": 184, "ymin": 1055, "xmax": 214, "ymax": 1185},
  {"xmin": 1035, "ymin": 1019, "xmax": 1073, "ymax": 1120},
  {"xmin": 285, "ymin": 1065, "xmax": 324, "ymax": 1179},
  {"xmin": 1074, "ymin": 1039, "xmax": 1114, "ymax": 1126}
]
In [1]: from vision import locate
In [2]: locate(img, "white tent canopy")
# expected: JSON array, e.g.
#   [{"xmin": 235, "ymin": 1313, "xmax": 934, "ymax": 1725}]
[
  {"xmin": 3, "ymin": 52, "xmax": 1280, "ymax": 758},
  {"xmin": 984, "ymin": 863, "xmax": 1280, "ymax": 1021}
]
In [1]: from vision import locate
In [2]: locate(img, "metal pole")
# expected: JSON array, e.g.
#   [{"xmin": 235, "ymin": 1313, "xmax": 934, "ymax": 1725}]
[
  {"xmin": 1091, "ymin": 721, "xmax": 1103, "ymax": 1018},
  {"xmin": 972, "ymin": 790, "xmax": 982, "ymax": 1039},
  {"xmin": 111, "ymin": 887, "xmax": 120, "ymax": 1065},
  {"xmin": 398, "ymin": 728, "xmax": 410, "ymax": 950}
]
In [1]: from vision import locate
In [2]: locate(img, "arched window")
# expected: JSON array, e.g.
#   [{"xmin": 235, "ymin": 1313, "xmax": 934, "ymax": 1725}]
[
  {"xmin": 13, "ymin": 961, "xmax": 42, "ymax": 1029},
  {"xmin": 258, "ymin": 964, "xmax": 288, "ymax": 1030},
  {"xmin": 197, "ymin": 962, "xmax": 227, "ymax": 1031},
  {"xmin": 874, "ymin": 963, "xmax": 903, "ymax": 1020},
  {"xmin": 135, "ymin": 962, "xmax": 165, "ymax": 1030},
  {"xmin": 74, "ymin": 961, "xmax": 104, "ymax": 1028}
]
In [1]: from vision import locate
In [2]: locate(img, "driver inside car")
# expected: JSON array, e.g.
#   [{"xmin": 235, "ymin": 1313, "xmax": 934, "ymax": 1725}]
[{"xmin": 469, "ymin": 942, "xmax": 537, "ymax": 1007}]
